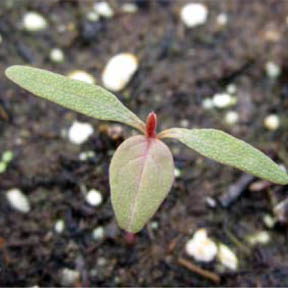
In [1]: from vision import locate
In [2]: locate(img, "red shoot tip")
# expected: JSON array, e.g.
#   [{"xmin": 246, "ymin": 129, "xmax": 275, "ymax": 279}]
[
  {"xmin": 146, "ymin": 112, "xmax": 157, "ymax": 138},
  {"xmin": 125, "ymin": 232, "xmax": 136, "ymax": 245}
]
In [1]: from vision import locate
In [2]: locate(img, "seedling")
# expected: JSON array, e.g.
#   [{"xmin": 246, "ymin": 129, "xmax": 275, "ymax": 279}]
[{"xmin": 5, "ymin": 66, "xmax": 288, "ymax": 233}]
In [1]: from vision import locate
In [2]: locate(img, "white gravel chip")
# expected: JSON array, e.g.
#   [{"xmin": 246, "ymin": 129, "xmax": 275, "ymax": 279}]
[
  {"xmin": 265, "ymin": 61, "xmax": 281, "ymax": 79},
  {"xmin": 225, "ymin": 111, "xmax": 239, "ymax": 125},
  {"xmin": 94, "ymin": 2, "xmax": 114, "ymax": 18},
  {"xmin": 92, "ymin": 226, "xmax": 105, "ymax": 240},
  {"xmin": 185, "ymin": 228, "xmax": 217, "ymax": 262},
  {"xmin": 68, "ymin": 70, "xmax": 95, "ymax": 84},
  {"xmin": 60, "ymin": 268, "xmax": 80, "ymax": 286},
  {"xmin": 217, "ymin": 243, "xmax": 238, "ymax": 271},
  {"xmin": 86, "ymin": 189, "xmax": 103, "ymax": 207},
  {"xmin": 23, "ymin": 12, "xmax": 48, "ymax": 32},
  {"xmin": 122, "ymin": 3, "xmax": 138, "ymax": 14},
  {"xmin": 54, "ymin": 219, "xmax": 65, "ymax": 234},
  {"xmin": 68, "ymin": 121, "xmax": 94, "ymax": 145},
  {"xmin": 202, "ymin": 98, "xmax": 214, "ymax": 110},
  {"xmin": 247, "ymin": 231, "xmax": 270, "ymax": 246},
  {"xmin": 102, "ymin": 53, "xmax": 138, "ymax": 91},
  {"xmin": 180, "ymin": 3, "xmax": 208, "ymax": 28},
  {"xmin": 217, "ymin": 13, "xmax": 228, "ymax": 26},
  {"xmin": 264, "ymin": 114, "xmax": 280, "ymax": 131},
  {"xmin": 6, "ymin": 188, "xmax": 31, "ymax": 213},
  {"xmin": 50, "ymin": 48, "xmax": 65, "ymax": 63},
  {"xmin": 213, "ymin": 93, "xmax": 236, "ymax": 108}
]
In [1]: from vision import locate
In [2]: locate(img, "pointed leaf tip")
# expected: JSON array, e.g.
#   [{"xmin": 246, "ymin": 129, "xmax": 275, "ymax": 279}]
[
  {"xmin": 159, "ymin": 128, "xmax": 288, "ymax": 185},
  {"xmin": 5, "ymin": 65, "xmax": 145, "ymax": 132}
]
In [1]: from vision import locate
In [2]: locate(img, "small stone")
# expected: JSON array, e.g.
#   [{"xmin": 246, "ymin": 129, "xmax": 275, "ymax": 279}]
[
  {"xmin": 60, "ymin": 268, "xmax": 80, "ymax": 286},
  {"xmin": 94, "ymin": 2, "xmax": 114, "ymax": 18},
  {"xmin": 185, "ymin": 228, "xmax": 217, "ymax": 262},
  {"xmin": 121, "ymin": 3, "xmax": 138, "ymax": 14},
  {"xmin": 217, "ymin": 243, "xmax": 238, "ymax": 271},
  {"xmin": 205, "ymin": 197, "xmax": 217, "ymax": 208},
  {"xmin": 54, "ymin": 219, "xmax": 65, "ymax": 234},
  {"xmin": 265, "ymin": 61, "xmax": 281, "ymax": 79},
  {"xmin": 92, "ymin": 226, "xmax": 105, "ymax": 240},
  {"xmin": 202, "ymin": 98, "xmax": 214, "ymax": 110},
  {"xmin": 274, "ymin": 198, "xmax": 288, "ymax": 224},
  {"xmin": 23, "ymin": 12, "xmax": 48, "ymax": 32},
  {"xmin": 0, "ymin": 33, "xmax": 3, "ymax": 44},
  {"xmin": 180, "ymin": 119, "xmax": 189, "ymax": 128},
  {"xmin": 102, "ymin": 53, "xmax": 138, "ymax": 91},
  {"xmin": 68, "ymin": 70, "xmax": 95, "ymax": 84},
  {"xmin": 2, "ymin": 150, "xmax": 14, "ymax": 163},
  {"xmin": 217, "ymin": 13, "xmax": 228, "ymax": 26},
  {"xmin": 6, "ymin": 188, "xmax": 31, "ymax": 213},
  {"xmin": 97, "ymin": 257, "xmax": 107, "ymax": 266},
  {"xmin": 86, "ymin": 11, "xmax": 100, "ymax": 22},
  {"xmin": 86, "ymin": 189, "xmax": 103, "ymax": 207},
  {"xmin": 263, "ymin": 214, "xmax": 276, "ymax": 228},
  {"xmin": 79, "ymin": 151, "xmax": 95, "ymax": 161},
  {"xmin": 150, "ymin": 221, "xmax": 159, "ymax": 230},
  {"xmin": 180, "ymin": 3, "xmax": 208, "ymax": 28},
  {"xmin": 174, "ymin": 167, "xmax": 181, "ymax": 178},
  {"xmin": 213, "ymin": 93, "xmax": 236, "ymax": 108},
  {"xmin": 68, "ymin": 121, "xmax": 94, "ymax": 145},
  {"xmin": 225, "ymin": 111, "xmax": 239, "ymax": 125},
  {"xmin": 247, "ymin": 231, "xmax": 270, "ymax": 246},
  {"xmin": 49, "ymin": 48, "xmax": 65, "ymax": 63},
  {"xmin": 107, "ymin": 125, "xmax": 124, "ymax": 140},
  {"xmin": 0, "ymin": 162, "xmax": 7, "ymax": 173},
  {"xmin": 226, "ymin": 84, "xmax": 237, "ymax": 94},
  {"xmin": 264, "ymin": 114, "xmax": 280, "ymax": 131}
]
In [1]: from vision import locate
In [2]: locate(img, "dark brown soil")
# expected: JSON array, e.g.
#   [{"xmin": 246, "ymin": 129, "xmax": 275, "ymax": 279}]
[{"xmin": 1, "ymin": 0, "xmax": 288, "ymax": 286}]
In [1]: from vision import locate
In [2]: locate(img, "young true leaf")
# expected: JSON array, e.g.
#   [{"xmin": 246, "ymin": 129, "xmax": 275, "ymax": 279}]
[
  {"xmin": 110, "ymin": 135, "xmax": 174, "ymax": 233},
  {"xmin": 159, "ymin": 128, "xmax": 288, "ymax": 185},
  {"xmin": 5, "ymin": 65, "xmax": 145, "ymax": 132}
]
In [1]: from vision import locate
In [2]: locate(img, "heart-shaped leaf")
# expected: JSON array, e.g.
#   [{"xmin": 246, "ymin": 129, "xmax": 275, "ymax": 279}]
[
  {"xmin": 110, "ymin": 135, "xmax": 174, "ymax": 233},
  {"xmin": 5, "ymin": 65, "xmax": 145, "ymax": 132},
  {"xmin": 159, "ymin": 128, "xmax": 288, "ymax": 185}
]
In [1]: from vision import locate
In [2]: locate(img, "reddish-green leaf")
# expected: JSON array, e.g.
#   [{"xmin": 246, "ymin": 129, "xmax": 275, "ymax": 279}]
[
  {"xmin": 110, "ymin": 135, "xmax": 174, "ymax": 233},
  {"xmin": 159, "ymin": 128, "xmax": 288, "ymax": 185}
]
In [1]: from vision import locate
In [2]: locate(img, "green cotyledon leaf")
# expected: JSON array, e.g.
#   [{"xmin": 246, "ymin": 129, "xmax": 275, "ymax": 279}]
[
  {"xmin": 158, "ymin": 128, "xmax": 288, "ymax": 185},
  {"xmin": 110, "ymin": 135, "xmax": 174, "ymax": 233},
  {"xmin": 5, "ymin": 65, "xmax": 145, "ymax": 132}
]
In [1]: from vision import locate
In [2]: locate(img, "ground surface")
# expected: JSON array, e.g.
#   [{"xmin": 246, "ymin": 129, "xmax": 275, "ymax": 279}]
[{"xmin": 1, "ymin": 0, "xmax": 288, "ymax": 286}]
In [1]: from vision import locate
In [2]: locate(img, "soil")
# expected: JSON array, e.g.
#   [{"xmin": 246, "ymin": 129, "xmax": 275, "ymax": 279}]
[{"xmin": 1, "ymin": 0, "xmax": 288, "ymax": 286}]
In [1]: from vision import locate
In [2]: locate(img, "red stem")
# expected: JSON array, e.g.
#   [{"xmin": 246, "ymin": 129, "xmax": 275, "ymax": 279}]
[{"xmin": 145, "ymin": 112, "xmax": 157, "ymax": 138}]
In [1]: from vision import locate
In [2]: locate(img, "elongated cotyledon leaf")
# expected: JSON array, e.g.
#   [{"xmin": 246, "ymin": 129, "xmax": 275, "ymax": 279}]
[
  {"xmin": 159, "ymin": 128, "xmax": 288, "ymax": 185},
  {"xmin": 5, "ymin": 65, "xmax": 145, "ymax": 132},
  {"xmin": 110, "ymin": 135, "xmax": 174, "ymax": 233}
]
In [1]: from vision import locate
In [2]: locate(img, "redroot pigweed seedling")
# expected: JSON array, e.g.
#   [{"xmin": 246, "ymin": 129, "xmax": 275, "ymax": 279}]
[{"xmin": 5, "ymin": 66, "xmax": 288, "ymax": 233}]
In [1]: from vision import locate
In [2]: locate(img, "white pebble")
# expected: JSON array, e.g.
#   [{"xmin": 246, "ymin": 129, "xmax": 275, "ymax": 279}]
[
  {"xmin": 86, "ymin": 11, "xmax": 100, "ymax": 22},
  {"xmin": 23, "ymin": 12, "xmax": 48, "ymax": 32},
  {"xmin": 6, "ymin": 188, "xmax": 31, "ymax": 213},
  {"xmin": 226, "ymin": 84, "xmax": 237, "ymax": 94},
  {"xmin": 213, "ymin": 93, "xmax": 236, "ymax": 108},
  {"xmin": 225, "ymin": 111, "xmax": 239, "ymax": 125},
  {"xmin": 86, "ymin": 189, "xmax": 103, "ymax": 206},
  {"xmin": 92, "ymin": 226, "xmax": 105, "ymax": 240},
  {"xmin": 185, "ymin": 228, "xmax": 217, "ymax": 262},
  {"xmin": 180, "ymin": 3, "xmax": 208, "ymax": 28},
  {"xmin": 265, "ymin": 61, "xmax": 281, "ymax": 79},
  {"xmin": 264, "ymin": 114, "xmax": 280, "ymax": 131},
  {"xmin": 247, "ymin": 231, "xmax": 270, "ymax": 246},
  {"xmin": 217, "ymin": 13, "xmax": 228, "ymax": 26},
  {"xmin": 54, "ymin": 219, "xmax": 65, "ymax": 234},
  {"xmin": 150, "ymin": 221, "xmax": 159, "ymax": 230},
  {"xmin": 102, "ymin": 53, "xmax": 138, "ymax": 91},
  {"xmin": 174, "ymin": 167, "xmax": 181, "ymax": 178},
  {"xmin": 121, "ymin": 3, "xmax": 138, "ymax": 14},
  {"xmin": 205, "ymin": 197, "xmax": 217, "ymax": 208},
  {"xmin": 217, "ymin": 243, "xmax": 238, "ymax": 271},
  {"xmin": 50, "ymin": 48, "xmax": 65, "ymax": 63},
  {"xmin": 94, "ymin": 2, "xmax": 114, "ymax": 18},
  {"xmin": 202, "ymin": 98, "xmax": 214, "ymax": 110},
  {"xmin": 263, "ymin": 214, "xmax": 276, "ymax": 228},
  {"xmin": 68, "ymin": 70, "xmax": 95, "ymax": 84},
  {"xmin": 60, "ymin": 268, "xmax": 80, "ymax": 286},
  {"xmin": 180, "ymin": 119, "xmax": 189, "ymax": 128},
  {"xmin": 79, "ymin": 151, "xmax": 95, "ymax": 161},
  {"xmin": 68, "ymin": 121, "xmax": 94, "ymax": 145}
]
